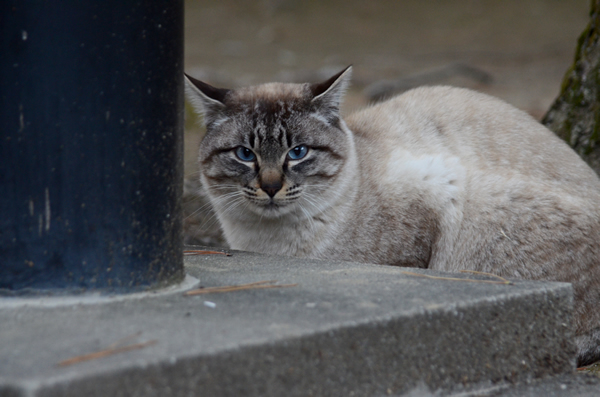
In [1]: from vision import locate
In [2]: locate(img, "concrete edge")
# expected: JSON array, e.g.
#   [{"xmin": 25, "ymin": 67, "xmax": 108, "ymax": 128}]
[
  {"xmin": 3, "ymin": 281, "xmax": 574, "ymax": 397},
  {"xmin": 0, "ymin": 274, "xmax": 200, "ymax": 309}
]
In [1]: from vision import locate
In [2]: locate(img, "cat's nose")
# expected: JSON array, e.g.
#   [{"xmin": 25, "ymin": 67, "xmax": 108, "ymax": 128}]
[
  {"xmin": 261, "ymin": 180, "xmax": 282, "ymax": 198},
  {"xmin": 259, "ymin": 168, "xmax": 283, "ymax": 198}
]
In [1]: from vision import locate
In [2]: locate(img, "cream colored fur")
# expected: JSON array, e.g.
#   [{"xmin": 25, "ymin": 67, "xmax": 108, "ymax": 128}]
[{"xmin": 185, "ymin": 68, "xmax": 600, "ymax": 366}]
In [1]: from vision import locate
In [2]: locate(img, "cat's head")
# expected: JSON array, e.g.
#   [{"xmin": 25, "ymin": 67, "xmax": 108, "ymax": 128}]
[{"xmin": 184, "ymin": 66, "xmax": 354, "ymax": 220}]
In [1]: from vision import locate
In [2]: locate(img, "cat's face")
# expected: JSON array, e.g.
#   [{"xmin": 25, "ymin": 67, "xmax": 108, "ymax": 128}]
[{"xmin": 185, "ymin": 67, "xmax": 354, "ymax": 220}]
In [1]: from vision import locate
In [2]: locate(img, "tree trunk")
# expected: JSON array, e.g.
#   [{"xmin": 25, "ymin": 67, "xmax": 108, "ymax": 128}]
[{"xmin": 542, "ymin": 0, "xmax": 600, "ymax": 174}]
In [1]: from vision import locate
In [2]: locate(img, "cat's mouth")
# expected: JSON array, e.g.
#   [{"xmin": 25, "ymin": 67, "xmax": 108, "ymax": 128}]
[
  {"xmin": 240, "ymin": 185, "xmax": 301, "ymax": 217},
  {"xmin": 261, "ymin": 198, "xmax": 278, "ymax": 207},
  {"xmin": 260, "ymin": 199, "xmax": 282, "ymax": 211},
  {"xmin": 251, "ymin": 197, "xmax": 295, "ymax": 217}
]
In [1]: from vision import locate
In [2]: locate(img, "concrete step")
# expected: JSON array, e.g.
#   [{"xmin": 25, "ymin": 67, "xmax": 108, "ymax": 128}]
[
  {"xmin": 0, "ymin": 247, "xmax": 591, "ymax": 396},
  {"xmin": 479, "ymin": 373, "xmax": 600, "ymax": 397}
]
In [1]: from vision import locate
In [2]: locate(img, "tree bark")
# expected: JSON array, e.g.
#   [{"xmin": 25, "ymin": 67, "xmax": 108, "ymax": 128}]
[{"xmin": 542, "ymin": 0, "xmax": 600, "ymax": 174}]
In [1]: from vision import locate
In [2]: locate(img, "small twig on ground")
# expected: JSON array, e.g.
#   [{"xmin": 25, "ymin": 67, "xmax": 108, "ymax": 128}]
[
  {"xmin": 56, "ymin": 339, "xmax": 157, "ymax": 367},
  {"xmin": 458, "ymin": 270, "xmax": 511, "ymax": 284},
  {"xmin": 184, "ymin": 280, "xmax": 298, "ymax": 296},
  {"xmin": 401, "ymin": 270, "xmax": 512, "ymax": 285},
  {"xmin": 184, "ymin": 249, "xmax": 232, "ymax": 256},
  {"xmin": 577, "ymin": 362, "xmax": 600, "ymax": 373}
]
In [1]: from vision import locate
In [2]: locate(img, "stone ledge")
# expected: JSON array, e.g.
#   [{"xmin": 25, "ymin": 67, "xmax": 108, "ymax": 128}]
[{"xmin": 0, "ymin": 248, "xmax": 578, "ymax": 396}]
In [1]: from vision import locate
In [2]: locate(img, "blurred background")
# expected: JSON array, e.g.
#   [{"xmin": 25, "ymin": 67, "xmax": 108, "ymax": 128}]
[{"xmin": 182, "ymin": 0, "xmax": 590, "ymax": 246}]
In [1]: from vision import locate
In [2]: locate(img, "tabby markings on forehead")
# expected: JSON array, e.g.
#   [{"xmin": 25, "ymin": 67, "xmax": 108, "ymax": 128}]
[
  {"xmin": 310, "ymin": 112, "xmax": 332, "ymax": 126},
  {"xmin": 248, "ymin": 130, "xmax": 258, "ymax": 149}
]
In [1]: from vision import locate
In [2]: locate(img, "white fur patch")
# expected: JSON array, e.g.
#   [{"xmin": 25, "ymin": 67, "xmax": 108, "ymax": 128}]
[
  {"xmin": 385, "ymin": 149, "xmax": 466, "ymax": 269},
  {"xmin": 385, "ymin": 150, "xmax": 464, "ymax": 205}
]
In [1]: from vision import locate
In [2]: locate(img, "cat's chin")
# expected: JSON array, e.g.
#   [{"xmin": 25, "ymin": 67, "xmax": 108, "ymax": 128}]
[{"xmin": 248, "ymin": 201, "xmax": 299, "ymax": 219}]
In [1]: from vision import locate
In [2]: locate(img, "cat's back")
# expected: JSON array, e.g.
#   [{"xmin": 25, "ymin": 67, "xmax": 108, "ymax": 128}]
[{"xmin": 345, "ymin": 86, "xmax": 600, "ymax": 192}]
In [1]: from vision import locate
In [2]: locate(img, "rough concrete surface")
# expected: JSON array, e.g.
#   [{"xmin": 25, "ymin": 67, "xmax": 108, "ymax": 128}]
[
  {"xmin": 486, "ymin": 373, "xmax": 600, "ymax": 397},
  {"xmin": 0, "ymin": 248, "xmax": 582, "ymax": 396}
]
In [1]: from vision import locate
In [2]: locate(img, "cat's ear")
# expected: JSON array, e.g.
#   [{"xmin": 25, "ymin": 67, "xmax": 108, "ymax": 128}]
[
  {"xmin": 184, "ymin": 73, "xmax": 230, "ymax": 127},
  {"xmin": 309, "ymin": 65, "xmax": 352, "ymax": 121}
]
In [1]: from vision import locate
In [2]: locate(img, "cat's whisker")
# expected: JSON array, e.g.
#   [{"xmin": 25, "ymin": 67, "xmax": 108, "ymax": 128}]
[
  {"xmin": 218, "ymin": 197, "xmax": 248, "ymax": 220},
  {"xmin": 201, "ymin": 198, "xmax": 243, "ymax": 230},
  {"xmin": 210, "ymin": 193, "xmax": 244, "ymax": 211},
  {"xmin": 184, "ymin": 183, "xmax": 242, "ymax": 222},
  {"xmin": 300, "ymin": 193, "xmax": 328, "ymax": 217},
  {"xmin": 183, "ymin": 198, "xmax": 220, "ymax": 221},
  {"xmin": 207, "ymin": 185, "xmax": 241, "ymax": 192},
  {"xmin": 184, "ymin": 207, "xmax": 208, "ymax": 222},
  {"xmin": 198, "ymin": 214, "xmax": 223, "ymax": 233},
  {"xmin": 240, "ymin": 199, "xmax": 255, "ymax": 219},
  {"xmin": 301, "ymin": 182, "xmax": 331, "ymax": 189},
  {"xmin": 200, "ymin": 194, "xmax": 241, "ymax": 216},
  {"xmin": 298, "ymin": 204, "xmax": 317, "ymax": 235},
  {"xmin": 193, "ymin": 191, "xmax": 245, "ymax": 230}
]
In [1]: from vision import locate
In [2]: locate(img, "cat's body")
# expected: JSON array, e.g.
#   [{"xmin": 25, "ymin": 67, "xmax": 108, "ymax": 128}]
[{"xmin": 185, "ymin": 67, "xmax": 600, "ymax": 366}]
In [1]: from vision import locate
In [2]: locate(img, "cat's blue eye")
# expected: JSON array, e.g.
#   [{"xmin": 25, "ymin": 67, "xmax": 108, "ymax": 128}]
[
  {"xmin": 234, "ymin": 146, "xmax": 256, "ymax": 162},
  {"xmin": 288, "ymin": 145, "xmax": 308, "ymax": 160}
]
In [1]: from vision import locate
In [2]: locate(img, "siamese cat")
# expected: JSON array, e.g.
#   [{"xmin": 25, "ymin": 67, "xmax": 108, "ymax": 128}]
[{"xmin": 184, "ymin": 66, "xmax": 600, "ymax": 367}]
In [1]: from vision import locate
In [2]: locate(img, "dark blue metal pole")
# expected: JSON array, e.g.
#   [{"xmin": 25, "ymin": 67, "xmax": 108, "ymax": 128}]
[{"xmin": 0, "ymin": 1, "xmax": 184, "ymax": 293}]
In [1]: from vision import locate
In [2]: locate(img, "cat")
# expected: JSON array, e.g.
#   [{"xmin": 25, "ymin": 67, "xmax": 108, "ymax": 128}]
[{"xmin": 184, "ymin": 66, "xmax": 600, "ymax": 367}]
